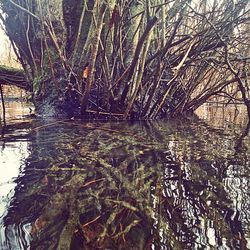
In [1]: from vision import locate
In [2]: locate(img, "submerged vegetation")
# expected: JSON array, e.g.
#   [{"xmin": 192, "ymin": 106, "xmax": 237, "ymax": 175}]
[
  {"xmin": 0, "ymin": 0, "xmax": 249, "ymax": 118},
  {"xmin": 1, "ymin": 114, "xmax": 249, "ymax": 249}
]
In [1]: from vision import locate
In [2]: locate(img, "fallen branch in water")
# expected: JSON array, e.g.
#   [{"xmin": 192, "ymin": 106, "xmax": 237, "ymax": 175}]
[
  {"xmin": 32, "ymin": 120, "xmax": 66, "ymax": 131},
  {"xmin": 59, "ymin": 120, "xmax": 136, "ymax": 136},
  {"xmin": 86, "ymin": 109, "xmax": 124, "ymax": 117}
]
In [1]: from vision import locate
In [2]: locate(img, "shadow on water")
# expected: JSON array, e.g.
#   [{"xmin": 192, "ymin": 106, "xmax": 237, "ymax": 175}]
[{"xmin": 0, "ymin": 102, "xmax": 250, "ymax": 249}]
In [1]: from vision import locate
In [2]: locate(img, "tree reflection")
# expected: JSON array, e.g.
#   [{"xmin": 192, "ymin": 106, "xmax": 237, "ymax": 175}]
[
  {"xmin": 235, "ymin": 121, "xmax": 250, "ymax": 151},
  {"xmin": 1, "ymin": 118, "xmax": 250, "ymax": 249}
]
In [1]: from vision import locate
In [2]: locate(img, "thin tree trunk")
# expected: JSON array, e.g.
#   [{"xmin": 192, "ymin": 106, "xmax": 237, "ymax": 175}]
[
  {"xmin": 80, "ymin": 3, "xmax": 107, "ymax": 115},
  {"xmin": 0, "ymin": 83, "xmax": 6, "ymax": 125}
]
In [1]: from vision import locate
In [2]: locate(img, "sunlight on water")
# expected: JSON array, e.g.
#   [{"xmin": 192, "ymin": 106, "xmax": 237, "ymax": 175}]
[
  {"xmin": 0, "ymin": 142, "xmax": 31, "ymax": 249},
  {"xmin": 0, "ymin": 142, "xmax": 29, "ymax": 216},
  {"xmin": 0, "ymin": 102, "xmax": 32, "ymax": 249}
]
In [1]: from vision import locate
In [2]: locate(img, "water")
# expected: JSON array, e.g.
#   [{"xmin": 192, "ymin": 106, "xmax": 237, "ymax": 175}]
[{"xmin": 0, "ymin": 102, "xmax": 249, "ymax": 249}]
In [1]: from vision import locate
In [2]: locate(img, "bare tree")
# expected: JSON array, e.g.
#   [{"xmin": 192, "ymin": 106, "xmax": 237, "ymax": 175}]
[{"xmin": 0, "ymin": 0, "xmax": 249, "ymax": 119}]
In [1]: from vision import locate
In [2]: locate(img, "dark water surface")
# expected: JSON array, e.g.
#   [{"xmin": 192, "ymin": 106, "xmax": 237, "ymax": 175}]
[{"xmin": 0, "ymin": 102, "xmax": 249, "ymax": 249}]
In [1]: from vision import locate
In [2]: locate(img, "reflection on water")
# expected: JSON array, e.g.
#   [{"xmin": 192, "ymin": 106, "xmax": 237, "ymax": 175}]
[
  {"xmin": 0, "ymin": 102, "xmax": 249, "ymax": 249},
  {"xmin": 1, "ymin": 101, "xmax": 32, "ymax": 120},
  {"xmin": 196, "ymin": 103, "xmax": 248, "ymax": 129}
]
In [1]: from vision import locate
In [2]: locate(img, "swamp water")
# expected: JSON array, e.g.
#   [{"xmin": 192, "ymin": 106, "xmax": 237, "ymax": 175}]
[{"xmin": 0, "ymin": 102, "xmax": 249, "ymax": 249}]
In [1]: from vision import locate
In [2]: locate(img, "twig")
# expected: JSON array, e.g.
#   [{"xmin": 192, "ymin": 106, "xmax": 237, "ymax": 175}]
[
  {"xmin": 32, "ymin": 120, "xmax": 66, "ymax": 131},
  {"xmin": 8, "ymin": 0, "xmax": 40, "ymax": 21},
  {"xmin": 82, "ymin": 215, "xmax": 101, "ymax": 228},
  {"xmin": 82, "ymin": 178, "xmax": 105, "ymax": 188},
  {"xmin": 86, "ymin": 109, "xmax": 124, "ymax": 116}
]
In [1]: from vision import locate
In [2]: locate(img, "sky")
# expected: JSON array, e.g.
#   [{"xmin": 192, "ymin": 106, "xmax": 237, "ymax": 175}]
[
  {"xmin": 0, "ymin": 24, "xmax": 12, "ymax": 61},
  {"xmin": 0, "ymin": 14, "xmax": 8, "ymax": 54},
  {"xmin": 0, "ymin": 26, "xmax": 8, "ymax": 56},
  {"xmin": 0, "ymin": 10, "xmax": 17, "ymax": 63},
  {"xmin": 0, "ymin": 23, "xmax": 19, "ymax": 66}
]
